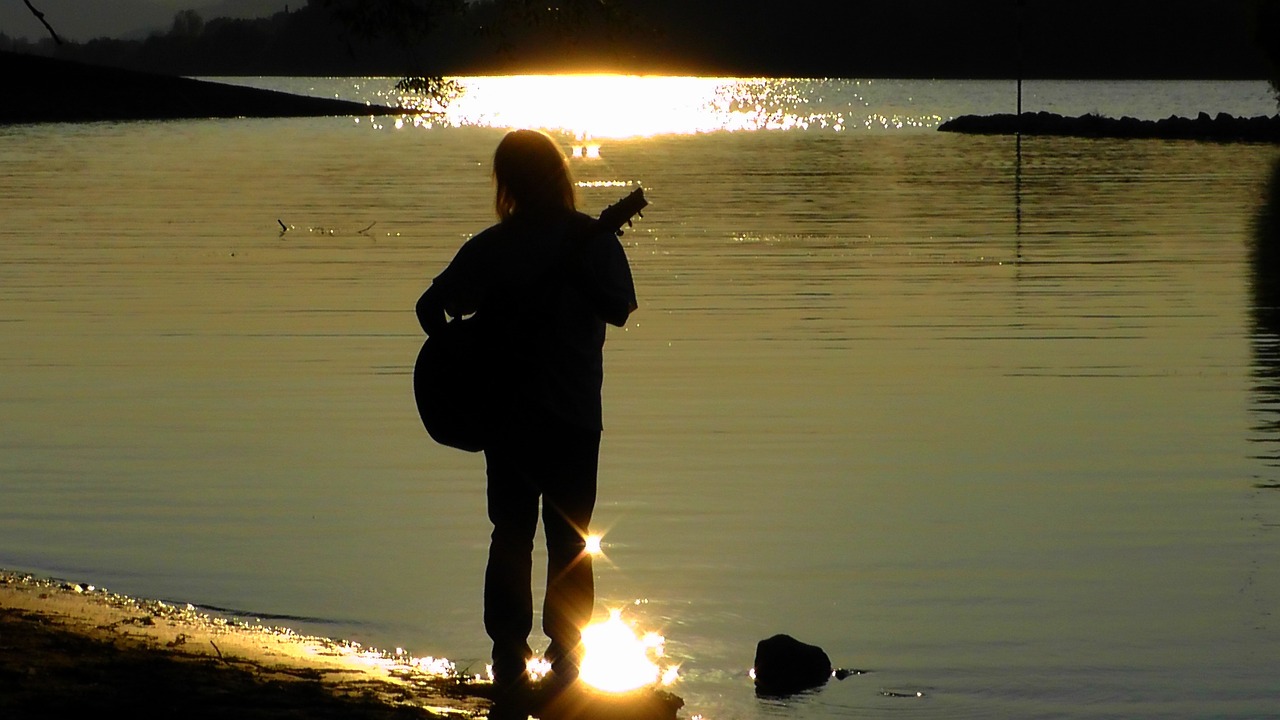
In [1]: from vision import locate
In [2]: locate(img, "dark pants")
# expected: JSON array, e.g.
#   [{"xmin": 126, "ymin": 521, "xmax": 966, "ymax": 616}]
[{"xmin": 483, "ymin": 424, "xmax": 600, "ymax": 683}]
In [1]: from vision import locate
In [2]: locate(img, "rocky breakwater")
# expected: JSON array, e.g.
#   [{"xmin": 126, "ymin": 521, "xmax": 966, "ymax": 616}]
[{"xmin": 939, "ymin": 110, "xmax": 1280, "ymax": 142}]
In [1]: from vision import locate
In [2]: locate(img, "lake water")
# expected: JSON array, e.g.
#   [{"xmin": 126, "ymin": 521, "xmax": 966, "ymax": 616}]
[{"xmin": 2, "ymin": 77, "xmax": 1279, "ymax": 719}]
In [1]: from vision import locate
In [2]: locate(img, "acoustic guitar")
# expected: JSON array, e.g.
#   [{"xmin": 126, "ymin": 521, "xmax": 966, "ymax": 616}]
[{"xmin": 414, "ymin": 187, "xmax": 648, "ymax": 452}]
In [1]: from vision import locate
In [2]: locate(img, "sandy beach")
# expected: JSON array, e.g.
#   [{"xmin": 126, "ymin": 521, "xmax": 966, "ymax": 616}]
[
  {"xmin": 0, "ymin": 571, "xmax": 684, "ymax": 720},
  {"xmin": 0, "ymin": 570, "xmax": 489, "ymax": 719}
]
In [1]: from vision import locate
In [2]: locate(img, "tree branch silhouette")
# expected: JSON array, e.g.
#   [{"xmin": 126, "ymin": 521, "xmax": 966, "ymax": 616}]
[
  {"xmin": 315, "ymin": 0, "xmax": 464, "ymax": 110},
  {"xmin": 22, "ymin": 0, "xmax": 63, "ymax": 45},
  {"xmin": 316, "ymin": 0, "xmax": 641, "ymax": 110}
]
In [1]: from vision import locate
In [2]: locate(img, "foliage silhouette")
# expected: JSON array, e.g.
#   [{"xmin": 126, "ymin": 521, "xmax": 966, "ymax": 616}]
[{"xmin": 1259, "ymin": 0, "xmax": 1280, "ymax": 104}]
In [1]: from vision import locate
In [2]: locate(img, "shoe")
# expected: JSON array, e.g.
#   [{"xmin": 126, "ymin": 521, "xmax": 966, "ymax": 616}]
[
  {"xmin": 489, "ymin": 648, "xmax": 532, "ymax": 696},
  {"xmin": 489, "ymin": 672, "xmax": 531, "ymax": 698},
  {"xmin": 540, "ymin": 664, "xmax": 579, "ymax": 698},
  {"xmin": 487, "ymin": 671, "xmax": 539, "ymax": 720}
]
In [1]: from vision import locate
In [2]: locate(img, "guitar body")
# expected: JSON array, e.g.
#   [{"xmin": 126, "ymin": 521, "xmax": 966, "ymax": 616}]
[{"xmin": 413, "ymin": 315, "xmax": 491, "ymax": 453}]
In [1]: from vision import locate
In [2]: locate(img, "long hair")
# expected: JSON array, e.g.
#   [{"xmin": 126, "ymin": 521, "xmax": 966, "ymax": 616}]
[{"xmin": 492, "ymin": 129, "xmax": 576, "ymax": 221}]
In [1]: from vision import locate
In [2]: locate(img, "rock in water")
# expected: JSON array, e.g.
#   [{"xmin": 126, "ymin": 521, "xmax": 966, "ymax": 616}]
[{"xmin": 752, "ymin": 634, "xmax": 833, "ymax": 696}]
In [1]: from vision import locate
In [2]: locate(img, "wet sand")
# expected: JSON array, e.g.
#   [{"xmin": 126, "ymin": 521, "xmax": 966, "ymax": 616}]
[
  {"xmin": 0, "ymin": 571, "xmax": 684, "ymax": 720},
  {"xmin": 0, "ymin": 570, "xmax": 484, "ymax": 719}
]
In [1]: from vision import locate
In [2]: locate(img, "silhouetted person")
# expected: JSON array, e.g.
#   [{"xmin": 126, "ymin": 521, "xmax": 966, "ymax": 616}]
[{"xmin": 416, "ymin": 129, "xmax": 637, "ymax": 693}]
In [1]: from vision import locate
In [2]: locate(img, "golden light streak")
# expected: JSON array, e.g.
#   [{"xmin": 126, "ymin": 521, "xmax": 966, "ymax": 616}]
[
  {"xmin": 438, "ymin": 75, "xmax": 733, "ymax": 139},
  {"xmin": 578, "ymin": 608, "xmax": 679, "ymax": 693},
  {"xmin": 392, "ymin": 76, "xmax": 947, "ymax": 139}
]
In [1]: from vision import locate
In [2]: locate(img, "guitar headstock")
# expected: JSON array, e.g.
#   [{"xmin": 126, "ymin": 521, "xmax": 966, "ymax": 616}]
[{"xmin": 597, "ymin": 187, "xmax": 648, "ymax": 237}]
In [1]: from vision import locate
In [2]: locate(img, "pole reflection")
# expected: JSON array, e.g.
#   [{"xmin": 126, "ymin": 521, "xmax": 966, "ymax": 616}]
[{"xmin": 1249, "ymin": 154, "xmax": 1280, "ymax": 489}]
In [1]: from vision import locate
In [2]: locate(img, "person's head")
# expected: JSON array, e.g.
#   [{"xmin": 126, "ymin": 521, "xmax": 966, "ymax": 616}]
[{"xmin": 492, "ymin": 129, "xmax": 576, "ymax": 221}]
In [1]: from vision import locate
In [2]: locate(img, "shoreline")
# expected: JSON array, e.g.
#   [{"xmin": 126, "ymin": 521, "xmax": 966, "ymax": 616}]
[
  {"xmin": 938, "ymin": 110, "xmax": 1280, "ymax": 142},
  {"xmin": 0, "ymin": 570, "xmax": 685, "ymax": 719},
  {"xmin": 0, "ymin": 570, "xmax": 484, "ymax": 718}
]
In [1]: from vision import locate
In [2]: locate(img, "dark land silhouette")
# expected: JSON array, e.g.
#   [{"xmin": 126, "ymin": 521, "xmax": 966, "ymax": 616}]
[
  {"xmin": 0, "ymin": 50, "xmax": 399, "ymax": 124},
  {"xmin": 2, "ymin": 0, "xmax": 1274, "ymax": 80},
  {"xmin": 940, "ymin": 111, "xmax": 1280, "ymax": 141}
]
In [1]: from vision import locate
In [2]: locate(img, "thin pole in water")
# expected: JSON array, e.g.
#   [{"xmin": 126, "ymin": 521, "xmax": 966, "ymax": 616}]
[
  {"xmin": 1015, "ymin": 0, "xmax": 1025, "ymax": 260},
  {"xmin": 1016, "ymin": 0, "xmax": 1025, "ymax": 126}
]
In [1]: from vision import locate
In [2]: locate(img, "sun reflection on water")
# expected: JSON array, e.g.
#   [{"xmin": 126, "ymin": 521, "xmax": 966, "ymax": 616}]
[
  {"xmin": 578, "ymin": 608, "xmax": 679, "ymax": 694},
  {"xmin": 387, "ymin": 76, "xmax": 943, "ymax": 139}
]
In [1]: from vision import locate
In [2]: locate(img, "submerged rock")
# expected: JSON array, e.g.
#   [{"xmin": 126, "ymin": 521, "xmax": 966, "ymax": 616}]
[{"xmin": 752, "ymin": 634, "xmax": 833, "ymax": 696}]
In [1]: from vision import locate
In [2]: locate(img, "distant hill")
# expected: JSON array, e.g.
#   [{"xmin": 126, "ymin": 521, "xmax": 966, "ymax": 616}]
[
  {"xmin": 197, "ymin": 0, "xmax": 291, "ymax": 22},
  {"xmin": 1, "ymin": 0, "xmax": 1272, "ymax": 79},
  {"xmin": 635, "ymin": 0, "xmax": 1272, "ymax": 79}
]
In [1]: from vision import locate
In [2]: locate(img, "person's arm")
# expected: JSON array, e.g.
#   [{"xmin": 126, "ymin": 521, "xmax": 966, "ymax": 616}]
[
  {"xmin": 581, "ymin": 230, "xmax": 638, "ymax": 327},
  {"xmin": 416, "ymin": 283, "xmax": 449, "ymax": 336},
  {"xmin": 417, "ymin": 228, "xmax": 496, "ymax": 335}
]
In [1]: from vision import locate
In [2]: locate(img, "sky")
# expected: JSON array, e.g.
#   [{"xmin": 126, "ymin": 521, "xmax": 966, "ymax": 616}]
[{"xmin": 0, "ymin": 0, "xmax": 289, "ymax": 41}]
